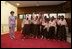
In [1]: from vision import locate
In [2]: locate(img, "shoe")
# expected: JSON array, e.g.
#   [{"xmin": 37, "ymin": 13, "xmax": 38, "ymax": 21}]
[
  {"xmin": 36, "ymin": 37, "xmax": 37, "ymax": 39},
  {"xmin": 10, "ymin": 37, "xmax": 14, "ymax": 39},
  {"xmin": 47, "ymin": 39, "xmax": 49, "ymax": 40},
  {"xmin": 57, "ymin": 40, "xmax": 60, "ymax": 41},
  {"xmin": 41, "ymin": 36, "xmax": 43, "ymax": 39},
  {"xmin": 44, "ymin": 37, "xmax": 46, "ymax": 39},
  {"xmin": 32, "ymin": 37, "xmax": 33, "ymax": 38},
  {"xmin": 22, "ymin": 38, "xmax": 24, "ymax": 40},
  {"xmin": 41, "ymin": 37, "xmax": 43, "ymax": 39},
  {"xmin": 53, "ymin": 39, "xmax": 56, "ymax": 41},
  {"xmin": 12, "ymin": 36, "xmax": 15, "ymax": 39}
]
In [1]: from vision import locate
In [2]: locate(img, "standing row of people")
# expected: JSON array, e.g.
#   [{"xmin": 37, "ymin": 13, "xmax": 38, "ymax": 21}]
[{"xmin": 21, "ymin": 15, "xmax": 67, "ymax": 41}]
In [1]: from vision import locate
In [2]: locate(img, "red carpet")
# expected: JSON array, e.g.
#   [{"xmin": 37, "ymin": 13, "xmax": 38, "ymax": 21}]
[{"xmin": 1, "ymin": 32, "xmax": 71, "ymax": 48}]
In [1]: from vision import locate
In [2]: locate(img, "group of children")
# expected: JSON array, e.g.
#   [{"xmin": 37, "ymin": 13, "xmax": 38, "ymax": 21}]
[{"xmin": 21, "ymin": 15, "xmax": 67, "ymax": 41}]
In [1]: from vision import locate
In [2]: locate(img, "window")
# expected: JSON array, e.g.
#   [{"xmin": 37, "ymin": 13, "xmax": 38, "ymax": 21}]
[
  {"xmin": 44, "ymin": 14, "xmax": 49, "ymax": 18},
  {"xmin": 58, "ymin": 13, "xmax": 65, "ymax": 18},
  {"xmin": 49, "ymin": 13, "xmax": 57, "ymax": 18}
]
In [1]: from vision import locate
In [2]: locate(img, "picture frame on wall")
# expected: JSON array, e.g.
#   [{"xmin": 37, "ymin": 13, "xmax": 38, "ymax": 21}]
[
  {"xmin": 49, "ymin": 13, "xmax": 57, "ymax": 18},
  {"xmin": 18, "ymin": 14, "xmax": 26, "ymax": 19},
  {"xmin": 23, "ymin": 14, "xmax": 26, "ymax": 19},
  {"xmin": 19, "ymin": 14, "xmax": 24, "ymax": 19}
]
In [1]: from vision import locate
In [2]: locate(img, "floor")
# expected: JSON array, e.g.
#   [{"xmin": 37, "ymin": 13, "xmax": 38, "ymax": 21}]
[{"xmin": 1, "ymin": 32, "xmax": 71, "ymax": 48}]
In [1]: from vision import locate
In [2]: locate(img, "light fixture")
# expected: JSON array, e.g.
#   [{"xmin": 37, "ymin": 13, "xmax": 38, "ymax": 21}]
[
  {"xmin": 36, "ymin": 4, "xmax": 39, "ymax": 6},
  {"xmin": 16, "ymin": 3, "xmax": 20, "ymax": 6},
  {"xmin": 36, "ymin": 1, "xmax": 39, "ymax": 6},
  {"xmin": 1, "ymin": 1, "xmax": 7, "ymax": 5},
  {"xmin": 63, "ymin": 1, "xmax": 66, "ymax": 2}
]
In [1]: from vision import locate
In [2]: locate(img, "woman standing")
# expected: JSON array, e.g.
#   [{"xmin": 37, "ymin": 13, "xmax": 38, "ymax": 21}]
[
  {"xmin": 37, "ymin": 16, "xmax": 42, "ymax": 38},
  {"xmin": 49, "ymin": 16, "xmax": 56, "ymax": 40},
  {"xmin": 21, "ymin": 17, "xmax": 30, "ymax": 39},
  {"xmin": 9, "ymin": 11, "xmax": 16, "ymax": 39},
  {"xmin": 30, "ymin": 16, "xmax": 34, "ymax": 38},
  {"xmin": 33, "ymin": 16, "xmax": 39, "ymax": 39},
  {"xmin": 59, "ymin": 15, "xmax": 67, "ymax": 41},
  {"xmin": 41, "ymin": 18, "xmax": 46, "ymax": 39},
  {"xmin": 44, "ymin": 19, "xmax": 49, "ymax": 39},
  {"xmin": 56, "ymin": 16, "xmax": 61, "ymax": 40}
]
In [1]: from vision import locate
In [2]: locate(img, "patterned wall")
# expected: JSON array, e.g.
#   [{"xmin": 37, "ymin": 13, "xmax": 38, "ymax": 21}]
[
  {"xmin": 17, "ymin": 1, "xmax": 71, "ymax": 14},
  {"xmin": 18, "ymin": 5, "xmax": 60, "ymax": 14},
  {"xmin": 57, "ymin": 1, "xmax": 71, "ymax": 13}
]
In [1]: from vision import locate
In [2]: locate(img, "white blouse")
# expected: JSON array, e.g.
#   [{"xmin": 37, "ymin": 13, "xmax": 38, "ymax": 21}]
[
  {"xmin": 60, "ymin": 19, "xmax": 67, "ymax": 26},
  {"xmin": 49, "ymin": 20, "xmax": 56, "ymax": 27}
]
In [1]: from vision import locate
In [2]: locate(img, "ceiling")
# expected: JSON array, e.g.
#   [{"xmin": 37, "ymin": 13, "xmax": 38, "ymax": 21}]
[{"xmin": 7, "ymin": 1, "xmax": 66, "ymax": 7}]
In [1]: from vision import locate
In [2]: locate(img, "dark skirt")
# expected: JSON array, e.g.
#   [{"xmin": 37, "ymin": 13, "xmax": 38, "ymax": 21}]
[
  {"xmin": 56, "ymin": 25, "xmax": 61, "ymax": 39},
  {"xmin": 37, "ymin": 24, "xmax": 40, "ymax": 33},
  {"xmin": 33, "ymin": 24, "xmax": 39, "ymax": 36},
  {"xmin": 59, "ymin": 25, "xmax": 67, "ymax": 41},
  {"xmin": 37, "ymin": 24, "xmax": 41, "ymax": 37},
  {"xmin": 41, "ymin": 25, "xmax": 45, "ymax": 36},
  {"xmin": 45, "ymin": 29, "xmax": 49, "ymax": 39},
  {"xmin": 40, "ymin": 25, "xmax": 48, "ymax": 38},
  {"xmin": 30, "ymin": 23, "xmax": 34, "ymax": 35},
  {"xmin": 22, "ymin": 24, "xmax": 30, "ymax": 36},
  {"xmin": 49, "ymin": 26, "xmax": 55, "ymax": 39},
  {"xmin": 43, "ymin": 28, "xmax": 47, "ymax": 38}
]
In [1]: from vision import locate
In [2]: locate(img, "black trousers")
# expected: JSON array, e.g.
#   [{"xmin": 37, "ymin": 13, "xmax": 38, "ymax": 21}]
[{"xmin": 49, "ymin": 26, "xmax": 55, "ymax": 39}]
